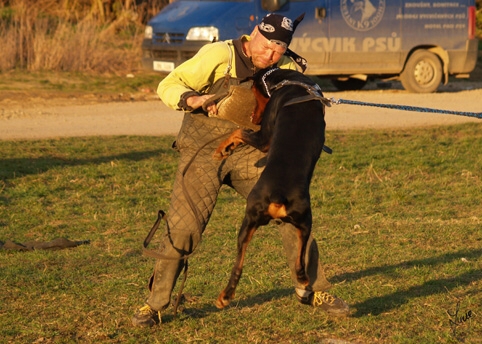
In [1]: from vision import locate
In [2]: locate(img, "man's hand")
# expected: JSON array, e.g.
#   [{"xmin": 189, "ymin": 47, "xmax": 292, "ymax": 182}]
[{"xmin": 187, "ymin": 95, "xmax": 218, "ymax": 114}]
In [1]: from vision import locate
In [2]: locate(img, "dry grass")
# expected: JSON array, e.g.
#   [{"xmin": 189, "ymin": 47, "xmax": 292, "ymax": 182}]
[
  {"xmin": 0, "ymin": 0, "xmax": 167, "ymax": 74},
  {"xmin": 1, "ymin": 0, "xmax": 482, "ymax": 75}
]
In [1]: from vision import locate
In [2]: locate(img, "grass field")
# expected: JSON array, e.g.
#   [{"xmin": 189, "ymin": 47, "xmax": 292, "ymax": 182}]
[{"xmin": 1, "ymin": 123, "xmax": 481, "ymax": 343}]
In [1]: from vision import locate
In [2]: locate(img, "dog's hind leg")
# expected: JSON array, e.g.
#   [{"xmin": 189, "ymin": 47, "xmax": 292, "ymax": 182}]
[{"xmin": 216, "ymin": 219, "xmax": 256, "ymax": 309}]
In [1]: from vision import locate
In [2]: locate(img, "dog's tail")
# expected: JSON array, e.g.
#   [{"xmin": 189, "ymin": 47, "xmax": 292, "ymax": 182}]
[{"xmin": 268, "ymin": 192, "xmax": 288, "ymax": 219}]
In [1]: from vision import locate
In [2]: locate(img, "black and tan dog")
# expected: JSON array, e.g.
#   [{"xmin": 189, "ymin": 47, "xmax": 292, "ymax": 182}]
[{"xmin": 213, "ymin": 67, "xmax": 331, "ymax": 309}]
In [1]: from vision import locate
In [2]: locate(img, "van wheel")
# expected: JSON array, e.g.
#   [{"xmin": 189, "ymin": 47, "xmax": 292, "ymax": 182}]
[
  {"xmin": 400, "ymin": 50, "xmax": 442, "ymax": 93},
  {"xmin": 331, "ymin": 78, "xmax": 367, "ymax": 91}
]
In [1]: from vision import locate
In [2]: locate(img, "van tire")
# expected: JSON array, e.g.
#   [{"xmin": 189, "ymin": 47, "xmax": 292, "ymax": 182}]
[
  {"xmin": 331, "ymin": 78, "xmax": 367, "ymax": 91},
  {"xmin": 400, "ymin": 50, "xmax": 442, "ymax": 93}
]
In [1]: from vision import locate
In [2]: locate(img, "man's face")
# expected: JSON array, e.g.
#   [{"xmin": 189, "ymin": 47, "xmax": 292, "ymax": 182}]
[{"xmin": 249, "ymin": 28, "xmax": 287, "ymax": 69}]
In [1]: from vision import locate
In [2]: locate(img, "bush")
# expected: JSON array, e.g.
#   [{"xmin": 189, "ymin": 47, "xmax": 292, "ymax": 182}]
[
  {"xmin": 0, "ymin": 0, "xmax": 168, "ymax": 74},
  {"xmin": 1, "ymin": 0, "xmax": 481, "ymax": 74}
]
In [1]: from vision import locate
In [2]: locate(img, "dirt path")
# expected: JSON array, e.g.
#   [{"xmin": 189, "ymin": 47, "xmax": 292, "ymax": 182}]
[{"xmin": 1, "ymin": 81, "xmax": 481, "ymax": 140}]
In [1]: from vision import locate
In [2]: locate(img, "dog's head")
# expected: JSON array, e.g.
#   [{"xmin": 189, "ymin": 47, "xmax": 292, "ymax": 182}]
[
  {"xmin": 253, "ymin": 67, "xmax": 313, "ymax": 96},
  {"xmin": 250, "ymin": 67, "xmax": 316, "ymax": 124}
]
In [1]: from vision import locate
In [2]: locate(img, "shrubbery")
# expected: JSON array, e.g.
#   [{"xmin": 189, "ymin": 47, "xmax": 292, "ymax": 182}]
[
  {"xmin": 0, "ymin": 0, "xmax": 168, "ymax": 73},
  {"xmin": 1, "ymin": 0, "xmax": 481, "ymax": 74}
]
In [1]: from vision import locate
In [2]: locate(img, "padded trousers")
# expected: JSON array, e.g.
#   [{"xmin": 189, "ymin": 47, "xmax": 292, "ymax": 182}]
[{"xmin": 146, "ymin": 113, "xmax": 332, "ymax": 311}]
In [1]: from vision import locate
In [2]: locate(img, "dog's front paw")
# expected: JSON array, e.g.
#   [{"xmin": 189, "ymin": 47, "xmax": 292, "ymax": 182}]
[{"xmin": 213, "ymin": 143, "xmax": 235, "ymax": 160}]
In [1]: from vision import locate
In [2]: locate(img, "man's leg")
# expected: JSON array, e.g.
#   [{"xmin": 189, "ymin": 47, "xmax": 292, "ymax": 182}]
[
  {"xmin": 277, "ymin": 224, "xmax": 349, "ymax": 316},
  {"xmin": 132, "ymin": 114, "xmax": 240, "ymax": 326},
  {"xmin": 277, "ymin": 224, "xmax": 332, "ymax": 292}
]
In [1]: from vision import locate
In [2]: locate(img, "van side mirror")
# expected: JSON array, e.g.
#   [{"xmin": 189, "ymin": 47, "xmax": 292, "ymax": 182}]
[{"xmin": 261, "ymin": 0, "xmax": 288, "ymax": 12}]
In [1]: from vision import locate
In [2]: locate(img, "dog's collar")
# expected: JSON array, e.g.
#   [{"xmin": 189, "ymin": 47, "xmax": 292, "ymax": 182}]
[
  {"xmin": 269, "ymin": 80, "xmax": 332, "ymax": 108},
  {"xmin": 259, "ymin": 68, "xmax": 332, "ymax": 107},
  {"xmin": 270, "ymin": 79, "xmax": 321, "ymax": 95},
  {"xmin": 260, "ymin": 67, "xmax": 280, "ymax": 97}
]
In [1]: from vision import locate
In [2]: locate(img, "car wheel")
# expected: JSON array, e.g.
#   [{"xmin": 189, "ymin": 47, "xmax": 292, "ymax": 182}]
[{"xmin": 400, "ymin": 50, "xmax": 442, "ymax": 93}]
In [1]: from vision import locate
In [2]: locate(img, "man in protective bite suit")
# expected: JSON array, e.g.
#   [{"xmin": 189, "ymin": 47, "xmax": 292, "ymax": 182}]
[{"xmin": 132, "ymin": 13, "xmax": 350, "ymax": 327}]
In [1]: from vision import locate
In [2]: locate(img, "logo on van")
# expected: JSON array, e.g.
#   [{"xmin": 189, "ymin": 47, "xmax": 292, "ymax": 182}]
[
  {"xmin": 341, "ymin": 0, "xmax": 386, "ymax": 31},
  {"xmin": 162, "ymin": 33, "xmax": 171, "ymax": 44}
]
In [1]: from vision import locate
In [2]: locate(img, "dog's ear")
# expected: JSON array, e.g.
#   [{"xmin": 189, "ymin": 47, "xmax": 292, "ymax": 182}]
[{"xmin": 293, "ymin": 13, "xmax": 305, "ymax": 31}]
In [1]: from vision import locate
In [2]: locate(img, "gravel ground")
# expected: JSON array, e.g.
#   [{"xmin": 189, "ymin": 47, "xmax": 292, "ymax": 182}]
[{"xmin": 1, "ymin": 80, "xmax": 481, "ymax": 140}]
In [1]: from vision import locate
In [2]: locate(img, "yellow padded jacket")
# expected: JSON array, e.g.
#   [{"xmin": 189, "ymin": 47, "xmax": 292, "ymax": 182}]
[{"xmin": 157, "ymin": 35, "xmax": 297, "ymax": 111}]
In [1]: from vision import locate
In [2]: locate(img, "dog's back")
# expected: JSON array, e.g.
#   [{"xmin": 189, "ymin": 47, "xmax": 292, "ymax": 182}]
[{"xmin": 245, "ymin": 68, "xmax": 326, "ymax": 226}]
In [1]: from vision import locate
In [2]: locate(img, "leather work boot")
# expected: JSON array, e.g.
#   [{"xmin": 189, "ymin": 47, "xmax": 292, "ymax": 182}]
[
  {"xmin": 297, "ymin": 291, "xmax": 350, "ymax": 316},
  {"xmin": 131, "ymin": 304, "xmax": 161, "ymax": 327}
]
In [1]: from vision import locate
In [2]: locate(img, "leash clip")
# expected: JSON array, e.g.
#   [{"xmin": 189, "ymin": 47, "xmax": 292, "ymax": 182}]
[{"xmin": 329, "ymin": 97, "xmax": 341, "ymax": 105}]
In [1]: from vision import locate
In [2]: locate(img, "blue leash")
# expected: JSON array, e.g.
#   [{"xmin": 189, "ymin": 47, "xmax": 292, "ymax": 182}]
[{"xmin": 329, "ymin": 97, "xmax": 482, "ymax": 120}]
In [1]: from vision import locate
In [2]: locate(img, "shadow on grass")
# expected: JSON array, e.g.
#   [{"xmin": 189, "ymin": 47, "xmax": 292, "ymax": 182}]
[
  {"xmin": 164, "ymin": 288, "xmax": 294, "ymax": 323},
  {"xmin": 352, "ymin": 269, "xmax": 481, "ymax": 317},
  {"xmin": 165, "ymin": 249, "xmax": 482, "ymax": 321},
  {"xmin": 334, "ymin": 248, "xmax": 482, "ymax": 317},
  {"xmin": 335, "ymin": 249, "xmax": 482, "ymax": 283},
  {"xmin": 0, "ymin": 148, "xmax": 170, "ymax": 181},
  {"xmin": 176, "ymin": 248, "xmax": 482, "ymax": 319}
]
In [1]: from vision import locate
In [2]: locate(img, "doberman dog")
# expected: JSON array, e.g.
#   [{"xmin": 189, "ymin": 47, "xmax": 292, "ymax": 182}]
[{"xmin": 213, "ymin": 67, "xmax": 330, "ymax": 309}]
